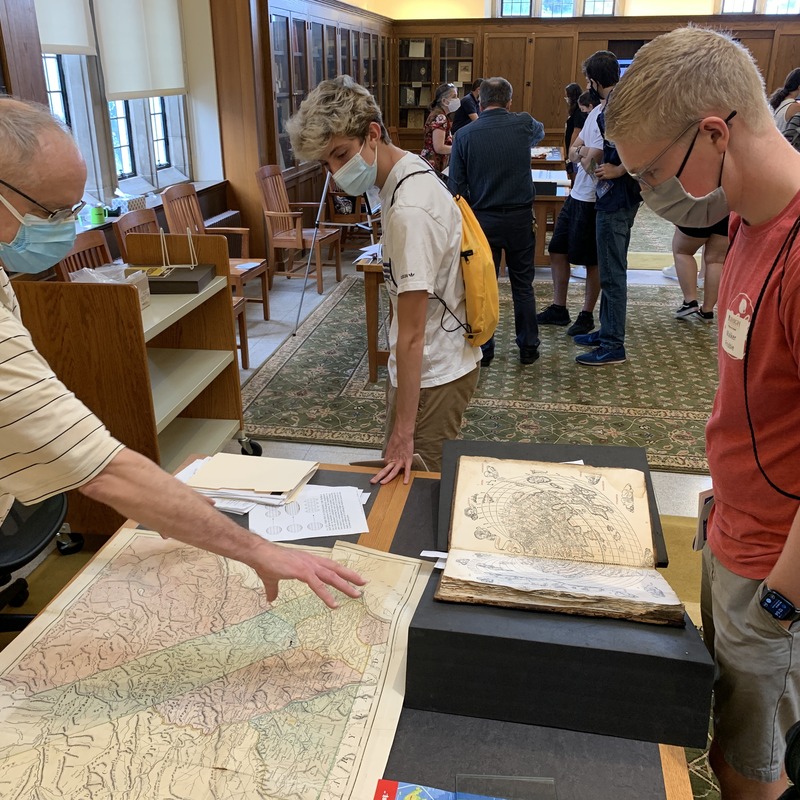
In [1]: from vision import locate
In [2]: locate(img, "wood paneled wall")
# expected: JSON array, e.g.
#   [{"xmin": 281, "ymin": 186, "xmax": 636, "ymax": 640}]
[
  {"xmin": 0, "ymin": 0, "xmax": 46, "ymax": 103},
  {"xmin": 393, "ymin": 14, "xmax": 800, "ymax": 146}
]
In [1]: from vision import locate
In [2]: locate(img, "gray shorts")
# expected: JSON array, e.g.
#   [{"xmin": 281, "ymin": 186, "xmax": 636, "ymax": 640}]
[{"xmin": 701, "ymin": 547, "xmax": 800, "ymax": 782}]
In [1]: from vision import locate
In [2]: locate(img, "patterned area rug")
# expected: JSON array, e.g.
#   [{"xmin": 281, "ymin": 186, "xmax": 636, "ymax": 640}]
[{"xmin": 242, "ymin": 276, "xmax": 718, "ymax": 473}]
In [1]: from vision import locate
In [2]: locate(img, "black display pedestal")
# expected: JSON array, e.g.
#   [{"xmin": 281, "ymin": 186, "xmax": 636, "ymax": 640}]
[{"xmin": 400, "ymin": 442, "xmax": 713, "ymax": 748}]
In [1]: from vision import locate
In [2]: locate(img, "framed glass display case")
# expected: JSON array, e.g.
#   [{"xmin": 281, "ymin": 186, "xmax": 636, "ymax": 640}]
[{"xmin": 398, "ymin": 37, "xmax": 432, "ymax": 129}]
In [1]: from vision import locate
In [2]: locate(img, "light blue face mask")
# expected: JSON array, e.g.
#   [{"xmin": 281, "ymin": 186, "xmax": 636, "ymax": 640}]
[
  {"xmin": 332, "ymin": 140, "xmax": 378, "ymax": 196},
  {"xmin": 0, "ymin": 193, "xmax": 77, "ymax": 274}
]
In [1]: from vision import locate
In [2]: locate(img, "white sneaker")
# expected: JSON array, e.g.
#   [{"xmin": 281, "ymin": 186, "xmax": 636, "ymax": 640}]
[
  {"xmin": 571, "ymin": 266, "xmax": 587, "ymax": 280},
  {"xmin": 662, "ymin": 264, "xmax": 678, "ymax": 280},
  {"xmin": 698, "ymin": 276, "xmax": 705, "ymax": 289}
]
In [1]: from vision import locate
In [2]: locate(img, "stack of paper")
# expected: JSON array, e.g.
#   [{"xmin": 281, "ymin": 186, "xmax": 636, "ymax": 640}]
[
  {"xmin": 176, "ymin": 457, "xmax": 371, "ymax": 539},
  {"xmin": 186, "ymin": 453, "xmax": 318, "ymax": 506}
]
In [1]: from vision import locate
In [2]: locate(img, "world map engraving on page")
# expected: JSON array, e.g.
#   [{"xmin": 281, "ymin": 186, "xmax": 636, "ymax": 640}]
[
  {"xmin": 0, "ymin": 532, "xmax": 431, "ymax": 800},
  {"xmin": 451, "ymin": 457, "xmax": 653, "ymax": 568}
]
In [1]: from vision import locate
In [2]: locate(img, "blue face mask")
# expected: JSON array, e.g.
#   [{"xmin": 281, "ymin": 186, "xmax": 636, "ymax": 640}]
[
  {"xmin": 332, "ymin": 140, "xmax": 378, "ymax": 196},
  {"xmin": 0, "ymin": 193, "xmax": 77, "ymax": 274}
]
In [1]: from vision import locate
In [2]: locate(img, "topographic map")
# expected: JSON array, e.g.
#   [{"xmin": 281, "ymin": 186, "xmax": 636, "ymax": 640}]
[{"xmin": 0, "ymin": 531, "xmax": 431, "ymax": 799}]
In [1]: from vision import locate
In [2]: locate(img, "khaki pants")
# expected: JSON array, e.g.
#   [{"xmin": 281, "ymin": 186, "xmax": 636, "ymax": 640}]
[
  {"xmin": 383, "ymin": 366, "xmax": 479, "ymax": 473},
  {"xmin": 702, "ymin": 546, "xmax": 800, "ymax": 782}
]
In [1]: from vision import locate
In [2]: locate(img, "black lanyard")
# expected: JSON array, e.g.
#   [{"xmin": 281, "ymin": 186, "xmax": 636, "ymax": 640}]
[{"xmin": 739, "ymin": 213, "xmax": 800, "ymax": 500}]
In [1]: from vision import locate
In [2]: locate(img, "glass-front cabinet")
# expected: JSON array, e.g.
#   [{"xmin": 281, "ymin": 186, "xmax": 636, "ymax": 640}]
[
  {"xmin": 396, "ymin": 35, "xmax": 477, "ymax": 131},
  {"xmin": 325, "ymin": 25, "xmax": 337, "ymax": 80},
  {"xmin": 291, "ymin": 18, "xmax": 309, "ymax": 113},
  {"xmin": 440, "ymin": 37, "xmax": 475, "ymax": 90},
  {"xmin": 310, "ymin": 22, "xmax": 324, "ymax": 88},
  {"xmin": 271, "ymin": 14, "xmax": 293, "ymax": 168},
  {"xmin": 268, "ymin": 5, "xmax": 390, "ymax": 171},
  {"xmin": 398, "ymin": 37, "xmax": 432, "ymax": 131}
]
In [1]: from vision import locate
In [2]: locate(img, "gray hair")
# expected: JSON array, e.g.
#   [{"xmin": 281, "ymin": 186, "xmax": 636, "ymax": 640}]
[
  {"xmin": 0, "ymin": 97, "xmax": 73, "ymax": 184},
  {"xmin": 286, "ymin": 75, "xmax": 390, "ymax": 163},
  {"xmin": 479, "ymin": 77, "xmax": 512, "ymax": 109}
]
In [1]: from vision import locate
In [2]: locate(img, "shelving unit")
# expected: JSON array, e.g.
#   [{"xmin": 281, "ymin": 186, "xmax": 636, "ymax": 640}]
[
  {"xmin": 396, "ymin": 36, "xmax": 475, "ymax": 132},
  {"xmin": 15, "ymin": 233, "xmax": 243, "ymax": 536}
]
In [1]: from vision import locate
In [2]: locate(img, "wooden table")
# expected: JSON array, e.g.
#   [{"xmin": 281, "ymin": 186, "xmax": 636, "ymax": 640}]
[
  {"xmin": 3, "ymin": 463, "xmax": 693, "ymax": 799},
  {"xmin": 356, "ymin": 260, "xmax": 388, "ymax": 383},
  {"xmin": 533, "ymin": 186, "xmax": 569, "ymax": 267},
  {"xmin": 531, "ymin": 145, "xmax": 566, "ymax": 169}
]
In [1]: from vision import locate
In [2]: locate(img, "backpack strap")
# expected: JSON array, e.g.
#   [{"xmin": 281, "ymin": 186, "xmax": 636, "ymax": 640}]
[{"xmin": 389, "ymin": 169, "xmax": 437, "ymax": 207}]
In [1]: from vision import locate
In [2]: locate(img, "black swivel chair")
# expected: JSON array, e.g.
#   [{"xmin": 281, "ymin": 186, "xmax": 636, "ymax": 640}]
[{"xmin": 0, "ymin": 494, "xmax": 77, "ymax": 633}]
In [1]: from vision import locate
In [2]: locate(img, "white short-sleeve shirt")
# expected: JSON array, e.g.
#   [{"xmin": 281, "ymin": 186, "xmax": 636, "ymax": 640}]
[
  {"xmin": 379, "ymin": 153, "xmax": 481, "ymax": 389},
  {"xmin": 571, "ymin": 104, "xmax": 604, "ymax": 204}
]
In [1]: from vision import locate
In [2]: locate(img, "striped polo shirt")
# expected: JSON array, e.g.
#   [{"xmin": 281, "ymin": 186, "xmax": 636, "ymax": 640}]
[{"xmin": 0, "ymin": 266, "xmax": 123, "ymax": 523}]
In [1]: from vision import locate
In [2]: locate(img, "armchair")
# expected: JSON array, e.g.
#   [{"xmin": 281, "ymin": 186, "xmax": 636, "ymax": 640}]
[
  {"xmin": 161, "ymin": 183, "xmax": 269, "ymax": 320},
  {"xmin": 54, "ymin": 230, "xmax": 113, "ymax": 281},
  {"xmin": 255, "ymin": 165, "xmax": 342, "ymax": 294}
]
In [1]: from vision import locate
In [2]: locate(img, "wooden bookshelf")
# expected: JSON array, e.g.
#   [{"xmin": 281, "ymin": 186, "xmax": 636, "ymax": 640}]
[{"xmin": 15, "ymin": 234, "xmax": 243, "ymax": 537}]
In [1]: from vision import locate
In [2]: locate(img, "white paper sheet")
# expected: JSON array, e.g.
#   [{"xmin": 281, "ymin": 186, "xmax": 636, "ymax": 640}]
[{"xmin": 248, "ymin": 485, "xmax": 369, "ymax": 541}]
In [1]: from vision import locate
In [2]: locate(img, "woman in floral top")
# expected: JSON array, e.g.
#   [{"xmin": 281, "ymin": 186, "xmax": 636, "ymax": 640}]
[{"xmin": 420, "ymin": 83, "xmax": 459, "ymax": 175}]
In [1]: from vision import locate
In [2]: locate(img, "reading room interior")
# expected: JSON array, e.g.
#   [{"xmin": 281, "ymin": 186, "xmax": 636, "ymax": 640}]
[{"xmin": 1, "ymin": 0, "xmax": 799, "ymax": 798}]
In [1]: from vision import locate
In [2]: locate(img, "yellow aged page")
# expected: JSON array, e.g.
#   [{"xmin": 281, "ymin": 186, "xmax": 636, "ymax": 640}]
[{"xmin": 449, "ymin": 457, "xmax": 653, "ymax": 568}]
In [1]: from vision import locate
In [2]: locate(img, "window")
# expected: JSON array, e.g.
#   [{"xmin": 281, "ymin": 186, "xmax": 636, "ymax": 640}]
[
  {"xmin": 501, "ymin": 0, "xmax": 533, "ymax": 13},
  {"xmin": 109, "ymin": 100, "xmax": 136, "ymax": 179},
  {"xmin": 721, "ymin": 0, "xmax": 755, "ymax": 10},
  {"xmin": 764, "ymin": 0, "xmax": 799, "ymax": 10},
  {"xmin": 500, "ymin": 0, "xmax": 615, "ymax": 14},
  {"xmin": 42, "ymin": 54, "xmax": 70, "ymax": 126},
  {"xmin": 148, "ymin": 97, "xmax": 170, "ymax": 169},
  {"xmin": 53, "ymin": 55, "xmax": 191, "ymax": 203},
  {"xmin": 541, "ymin": 0, "xmax": 574, "ymax": 15},
  {"xmin": 584, "ymin": 0, "xmax": 615, "ymax": 12}
]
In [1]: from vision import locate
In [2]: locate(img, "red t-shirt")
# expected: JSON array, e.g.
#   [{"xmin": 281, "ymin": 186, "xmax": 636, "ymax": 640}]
[{"xmin": 706, "ymin": 188, "xmax": 800, "ymax": 579}]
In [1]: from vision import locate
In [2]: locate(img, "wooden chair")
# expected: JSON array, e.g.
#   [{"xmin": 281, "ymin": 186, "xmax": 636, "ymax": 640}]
[
  {"xmin": 112, "ymin": 208, "xmax": 158, "ymax": 262},
  {"xmin": 161, "ymin": 183, "xmax": 269, "ymax": 320},
  {"xmin": 54, "ymin": 230, "xmax": 113, "ymax": 281},
  {"xmin": 232, "ymin": 295, "xmax": 250, "ymax": 369},
  {"xmin": 255, "ymin": 164, "xmax": 342, "ymax": 294},
  {"xmin": 324, "ymin": 185, "xmax": 381, "ymax": 248}
]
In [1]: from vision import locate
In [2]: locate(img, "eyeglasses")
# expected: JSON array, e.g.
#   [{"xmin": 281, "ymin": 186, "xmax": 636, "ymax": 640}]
[
  {"xmin": 0, "ymin": 177, "xmax": 86, "ymax": 222},
  {"xmin": 628, "ymin": 111, "xmax": 737, "ymax": 191}
]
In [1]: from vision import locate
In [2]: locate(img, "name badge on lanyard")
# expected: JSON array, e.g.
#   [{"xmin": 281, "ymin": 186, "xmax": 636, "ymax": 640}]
[{"xmin": 722, "ymin": 294, "xmax": 753, "ymax": 361}]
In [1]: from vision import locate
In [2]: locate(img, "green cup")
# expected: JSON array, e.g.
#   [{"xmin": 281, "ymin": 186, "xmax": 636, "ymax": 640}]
[{"xmin": 89, "ymin": 206, "xmax": 108, "ymax": 225}]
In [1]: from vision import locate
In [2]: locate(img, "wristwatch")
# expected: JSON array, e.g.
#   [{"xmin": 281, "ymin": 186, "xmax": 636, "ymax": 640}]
[{"xmin": 760, "ymin": 584, "xmax": 800, "ymax": 622}]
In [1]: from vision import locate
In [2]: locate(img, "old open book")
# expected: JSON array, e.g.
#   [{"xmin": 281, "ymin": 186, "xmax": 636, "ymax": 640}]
[{"xmin": 435, "ymin": 457, "xmax": 685, "ymax": 626}]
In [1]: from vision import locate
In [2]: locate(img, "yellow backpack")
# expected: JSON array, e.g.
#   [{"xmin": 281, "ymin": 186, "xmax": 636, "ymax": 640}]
[{"xmin": 389, "ymin": 171, "xmax": 499, "ymax": 348}]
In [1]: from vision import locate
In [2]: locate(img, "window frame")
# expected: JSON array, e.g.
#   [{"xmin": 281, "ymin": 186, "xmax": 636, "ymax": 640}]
[
  {"xmin": 498, "ymin": 0, "xmax": 617, "ymax": 16},
  {"xmin": 42, "ymin": 53, "xmax": 71, "ymax": 127},
  {"xmin": 718, "ymin": 0, "xmax": 798, "ymax": 11},
  {"xmin": 108, "ymin": 99, "xmax": 137, "ymax": 180},
  {"xmin": 50, "ymin": 54, "xmax": 192, "ymax": 204}
]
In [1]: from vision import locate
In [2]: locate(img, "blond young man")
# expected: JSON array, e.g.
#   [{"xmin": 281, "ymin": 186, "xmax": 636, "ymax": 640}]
[
  {"xmin": 0, "ymin": 98, "xmax": 364, "ymax": 609},
  {"xmin": 607, "ymin": 27, "xmax": 800, "ymax": 799},
  {"xmin": 286, "ymin": 77, "xmax": 480, "ymax": 484}
]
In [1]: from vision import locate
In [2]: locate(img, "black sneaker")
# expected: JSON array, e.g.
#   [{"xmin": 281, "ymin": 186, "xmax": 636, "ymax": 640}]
[
  {"xmin": 698, "ymin": 309, "xmax": 714, "ymax": 323},
  {"xmin": 536, "ymin": 304, "xmax": 571, "ymax": 326},
  {"xmin": 519, "ymin": 348, "xmax": 540, "ymax": 365},
  {"xmin": 480, "ymin": 354, "xmax": 494, "ymax": 367},
  {"xmin": 566, "ymin": 311, "xmax": 594, "ymax": 337},
  {"xmin": 675, "ymin": 300, "xmax": 699, "ymax": 319}
]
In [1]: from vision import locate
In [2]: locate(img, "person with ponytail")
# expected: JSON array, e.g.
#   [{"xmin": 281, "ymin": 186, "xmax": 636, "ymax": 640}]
[
  {"xmin": 769, "ymin": 67, "xmax": 800, "ymax": 134},
  {"xmin": 420, "ymin": 83, "xmax": 458, "ymax": 174},
  {"xmin": 563, "ymin": 82, "xmax": 585, "ymax": 184}
]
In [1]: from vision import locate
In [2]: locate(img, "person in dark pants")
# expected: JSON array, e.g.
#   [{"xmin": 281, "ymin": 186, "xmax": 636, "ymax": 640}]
[
  {"xmin": 448, "ymin": 76, "xmax": 545, "ymax": 366},
  {"xmin": 451, "ymin": 78, "xmax": 484, "ymax": 136},
  {"xmin": 570, "ymin": 50, "xmax": 642, "ymax": 366}
]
